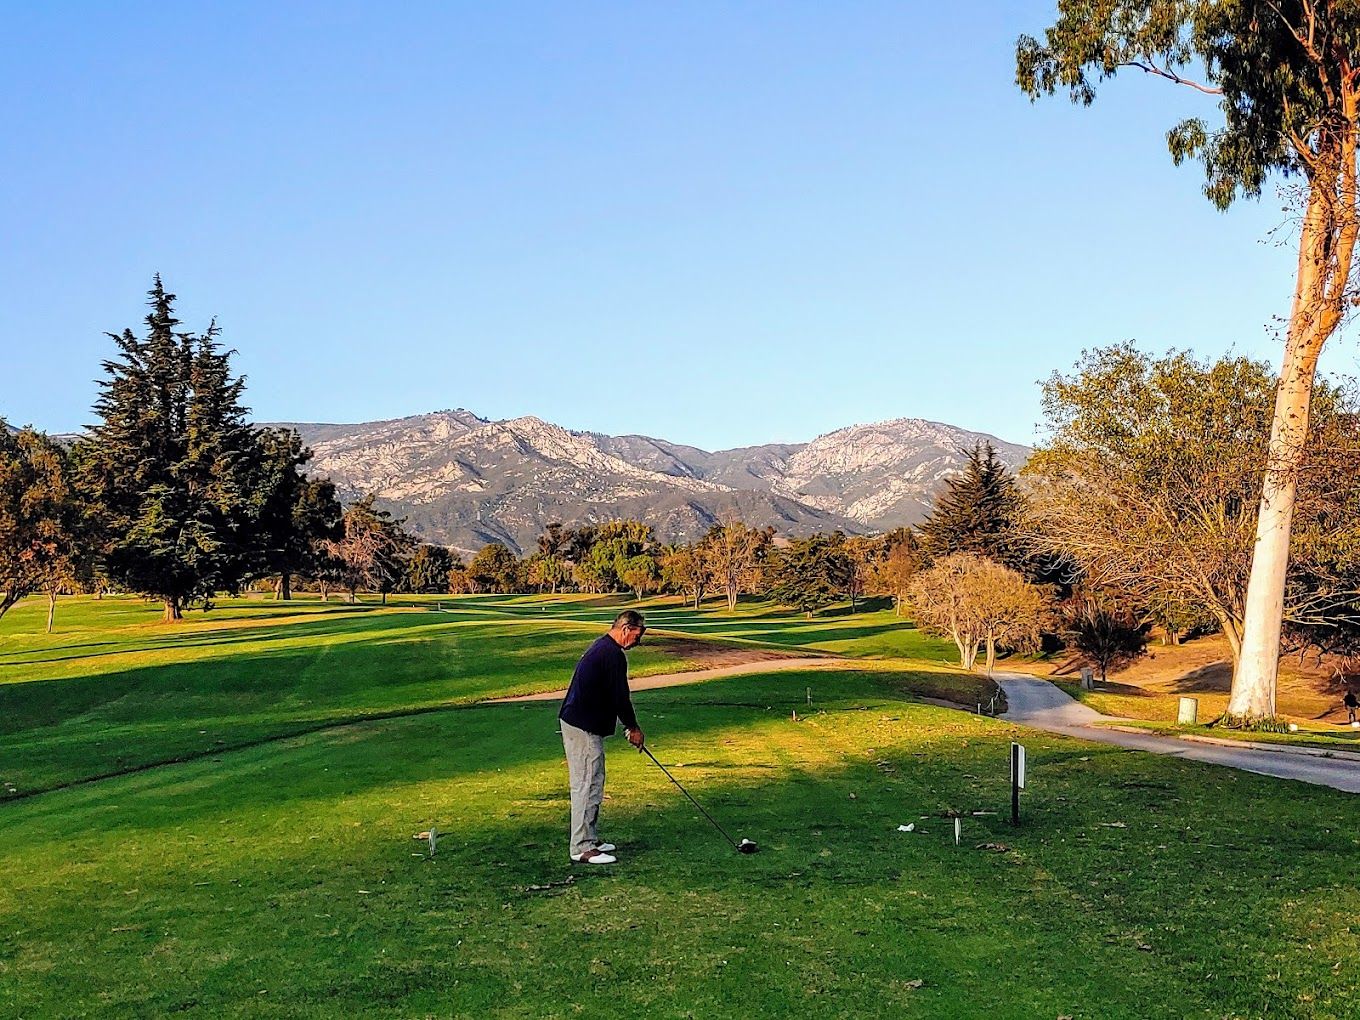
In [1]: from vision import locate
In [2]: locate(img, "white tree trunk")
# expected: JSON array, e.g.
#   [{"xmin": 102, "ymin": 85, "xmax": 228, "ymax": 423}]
[
  {"xmin": 952, "ymin": 632, "xmax": 969, "ymax": 668},
  {"xmin": 1230, "ymin": 169, "xmax": 1348, "ymax": 718},
  {"xmin": 1229, "ymin": 337, "xmax": 1319, "ymax": 717}
]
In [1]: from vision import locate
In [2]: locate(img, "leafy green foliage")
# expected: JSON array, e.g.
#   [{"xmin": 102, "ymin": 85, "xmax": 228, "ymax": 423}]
[
  {"xmin": 1017, "ymin": 2, "xmax": 1360, "ymax": 208},
  {"xmin": 251, "ymin": 428, "xmax": 344, "ymax": 599},
  {"xmin": 765, "ymin": 533, "xmax": 850, "ymax": 618},
  {"xmin": 1025, "ymin": 344, "xmax": 1360, "ymax": 662},
  {"xmin": 79, "ymin": 279, "xmax": 261, "ymax": 618},
  {"xmin": 0, "ymin": 423, "xmax": 73, "ymax": 620},
  {"xmin": 406, "ymin": 544, "xmax": 458, "ymax": 594},
  {"xmin": 918, "ymin": 443, "xmax": 1030, "ymax": 573},
  {"xmin": 468, "ymin": 541, "xmax": 520, "ymax": 593}
]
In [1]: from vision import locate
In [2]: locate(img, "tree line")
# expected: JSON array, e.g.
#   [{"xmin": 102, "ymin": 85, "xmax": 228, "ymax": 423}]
[
  {"xmin": 0, "ymin": 279, "xmax": 424, "ymax": 627},
  {"xmin": 445, "ymin": 344, "xmax": 1360, "ymax": 712},
  {"xmin": 5, "ymin": 282, "xmax": 1360, "ymax": 726}
]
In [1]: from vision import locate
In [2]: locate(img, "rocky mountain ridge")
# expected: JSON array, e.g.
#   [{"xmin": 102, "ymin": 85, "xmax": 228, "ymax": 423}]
[{"xmin": 272, "ymin": 409, "xmax": 1030, "ymax": 555}]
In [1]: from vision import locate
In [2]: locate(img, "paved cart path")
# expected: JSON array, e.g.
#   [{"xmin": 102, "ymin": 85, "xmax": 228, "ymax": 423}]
[
  {"xmin": 495, "ymin": 656, "xmax": 1360, "ymax": 794},
  {"xmin": 997, "ymin": 672, "xmax": 1360, "ymax": 794}
]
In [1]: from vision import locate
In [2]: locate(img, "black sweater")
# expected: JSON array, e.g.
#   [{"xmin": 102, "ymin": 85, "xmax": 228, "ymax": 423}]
[{"xmin": 558, "ymin": 634, "xmax": 639, "ymax": 737}]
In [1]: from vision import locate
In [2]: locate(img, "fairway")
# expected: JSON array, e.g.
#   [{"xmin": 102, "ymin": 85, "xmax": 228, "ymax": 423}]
[
  {"xmin": 0, "ymin": 596, "xmax": 737, "ymax": 796},
  {"xmin": 3, "ymin": 598, "xmax": 1359, "ymax": 1018}
]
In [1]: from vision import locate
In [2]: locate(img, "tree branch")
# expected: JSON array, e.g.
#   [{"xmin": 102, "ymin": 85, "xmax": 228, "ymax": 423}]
[{"xmin": 1118, "ymin": 59, "xmax": 1223, "ymax": 96}]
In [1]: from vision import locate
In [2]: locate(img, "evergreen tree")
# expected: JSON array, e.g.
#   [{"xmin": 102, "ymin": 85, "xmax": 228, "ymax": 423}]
[
  {"xmin": 469, "ymin": 542, "xmax": 519, "ymax": 593},
  {"xmin": 766, "ymin": 534, "xmax": 847, "ymax": 618},
  {"xmin": 252, "ymin": 429, "xmax": 343, "ymax": 600},
  {"xmin": 919, "ymin": 443, "xmax": 1027, "ymax": 572},
  {"xmin": 82, "ymin": 278, "xmax": 259, "ymax": 620},
  {"xmin": 407, "ymin": 544, "xmax": 457, "ymax": 593}
]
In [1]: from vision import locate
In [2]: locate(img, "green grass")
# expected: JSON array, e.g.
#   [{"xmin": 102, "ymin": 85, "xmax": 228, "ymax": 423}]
[
  {"xmin": 0, "ymin": 596, "xmax": 709, "ymax": 796},
  {"xmin": 3, "ymin": 595, "xmax": 1360, "ymax": 1017},
  {"xmin": 1096, "ymin": 716, "xmax": 1360, "ymax": 753},
  {"xmin": 449, "ymin": 592, "xmax": 960, "ymax": 660}
]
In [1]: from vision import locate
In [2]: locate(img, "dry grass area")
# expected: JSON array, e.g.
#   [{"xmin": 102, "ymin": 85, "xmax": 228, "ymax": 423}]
[{"xmin": 1002, "ymin": 634, "xmax": 1357, "ymax": 727}]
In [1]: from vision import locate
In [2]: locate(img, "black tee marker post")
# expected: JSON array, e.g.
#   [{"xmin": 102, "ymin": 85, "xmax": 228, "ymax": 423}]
[{"xmin": 1010, "ymin": 742, "xmax": 1026, "ymax": 826}]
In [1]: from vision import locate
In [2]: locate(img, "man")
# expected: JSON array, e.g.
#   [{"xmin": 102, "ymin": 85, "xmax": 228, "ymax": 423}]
[
  {"xmin": 558, "ymin": 610, "xmax": 647, "ymax": 865},
  {"xmin": 1345, "ymin": 689, "xmax": 1358, "ymax": 724}
]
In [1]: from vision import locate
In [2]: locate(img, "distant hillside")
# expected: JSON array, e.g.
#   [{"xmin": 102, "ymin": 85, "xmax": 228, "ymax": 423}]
[{"xmin": 273, "ymin": 409, "xmax": 1031, "ymax": 554}]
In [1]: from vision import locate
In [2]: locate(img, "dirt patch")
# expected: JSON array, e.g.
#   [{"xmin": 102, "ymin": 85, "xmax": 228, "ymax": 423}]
[
  {"xmin": 646, "ymin": 636, "xmax": 821, "ymax": 670},
  {"xmin": 1012, "ymin": 634, "xmax": 1355, "ymax": 724}
]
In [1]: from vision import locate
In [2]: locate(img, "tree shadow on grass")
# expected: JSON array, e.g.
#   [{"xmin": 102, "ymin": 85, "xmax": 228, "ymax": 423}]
[
  {"xmin": 0, "ymin": 606, "xmax": 440, "ymax": 670},
  {"xmin": 0, "ymin": 618, "xmax": 623, "ymax": 795},
  {"xmin": 4, "ymin": 676, "xmax": 1358, "ymax": 1020},
  {"xmin": 0, "ymin": 669, "xmax": 968, "ymax": 825},
  {"xmin": 1168, "ymin": 661, "xmax": 1233, "ymax": 693}
]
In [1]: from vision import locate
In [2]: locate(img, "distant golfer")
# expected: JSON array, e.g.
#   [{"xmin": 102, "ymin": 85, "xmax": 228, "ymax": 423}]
[
  {"xmin": 1345, "ymin": 689, "xmax": 1357, "ymax": 724},
  {"xmin": 558, "ymin": 610, "xmax": 647, "ymax": 865}
]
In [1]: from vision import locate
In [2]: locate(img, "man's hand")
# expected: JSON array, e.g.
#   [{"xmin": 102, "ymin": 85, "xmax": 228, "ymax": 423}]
[{"xmin": 626, "ymin": 727, "xmax": 645, "ymax": 750}]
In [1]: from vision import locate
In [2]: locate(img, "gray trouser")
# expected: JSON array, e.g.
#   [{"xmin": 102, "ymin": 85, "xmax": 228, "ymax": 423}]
[{"xmin": 561, "ymin": 720, "xmax": 606, "ymax": 856}]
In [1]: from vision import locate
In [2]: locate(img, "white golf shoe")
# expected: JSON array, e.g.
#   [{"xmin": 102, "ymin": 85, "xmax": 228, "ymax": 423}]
[{"xmin": 571, "ymin": 849, "xmax": 617, "ymax": 865}]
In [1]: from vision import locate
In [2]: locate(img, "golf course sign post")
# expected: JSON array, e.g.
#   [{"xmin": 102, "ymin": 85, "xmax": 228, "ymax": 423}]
[{"xmin": 1010, "ymin": 742, "xmax": 1026, "ymax": 826}]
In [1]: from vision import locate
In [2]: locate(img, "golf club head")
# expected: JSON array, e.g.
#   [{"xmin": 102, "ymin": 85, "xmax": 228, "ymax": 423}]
[{"xmin": 737, "ymin": 838, "xmax": 759, "ymax": 854}]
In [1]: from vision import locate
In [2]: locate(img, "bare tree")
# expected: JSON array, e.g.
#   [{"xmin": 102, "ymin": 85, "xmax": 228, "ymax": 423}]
[
  {"xmin": 700, "ymin": 518, "xmax": 769, "ymax": 612},
  {"xmin": 1024, "ymin": 346, "xmax": 1360, "ymax": 670},
  {"xmin": 910, "ymin": 554, "xmax": 1050, "ymax": 674}
]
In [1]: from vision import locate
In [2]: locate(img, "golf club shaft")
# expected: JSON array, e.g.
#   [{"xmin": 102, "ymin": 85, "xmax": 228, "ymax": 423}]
[{"xmin": 640, "ymin": 745, "xmax": 740, "ymax": 849}]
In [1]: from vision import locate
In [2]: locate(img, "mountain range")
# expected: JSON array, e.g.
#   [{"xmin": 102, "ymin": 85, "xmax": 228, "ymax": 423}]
[{"xmin": 274, "ymin": 410, "xmax": 1031, "ymax": 555}]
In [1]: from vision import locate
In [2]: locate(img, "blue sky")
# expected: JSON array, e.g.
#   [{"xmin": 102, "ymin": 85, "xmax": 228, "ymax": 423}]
[{"xmin": 2, "ymin": 2, "xmax": 1352, "ymax": 449}]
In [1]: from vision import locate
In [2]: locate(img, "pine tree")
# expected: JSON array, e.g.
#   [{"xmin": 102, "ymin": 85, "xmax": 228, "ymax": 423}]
[
  {"xmin": 918, "ymin": 443, "xmax": 1026, "ymax": 570},
  {"xmin": 82, "ymin": 278, "xmax": 260, "ymax": 620},
  {"xmin": 766, "ymin": 534, "xmax": 848, "ymax": 618},
  {"xmin": 253, "ymin": 429, "xmax": 343, "ymax": 600}
]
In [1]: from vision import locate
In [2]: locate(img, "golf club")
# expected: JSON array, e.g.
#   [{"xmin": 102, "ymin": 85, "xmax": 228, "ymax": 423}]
[{"xmin": 639, "ymin": 743, "xmax": 759, "ymax": 854}]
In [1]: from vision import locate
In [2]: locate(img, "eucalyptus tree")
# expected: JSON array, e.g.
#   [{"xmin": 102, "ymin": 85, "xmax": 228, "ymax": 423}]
[
  {"xmin": 660, "ymin": 544, "xmax": 708, "ymax": 608},
  {"xmin": 700, "ymin": 518, "xmax": 771, "ymax": 612},
  {"xmin": 1019, "ymin": 2, "xmax": 1360, "ymax": 719}
]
